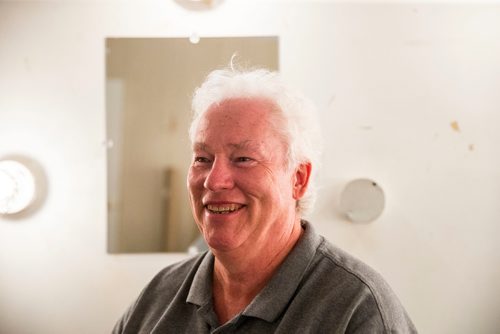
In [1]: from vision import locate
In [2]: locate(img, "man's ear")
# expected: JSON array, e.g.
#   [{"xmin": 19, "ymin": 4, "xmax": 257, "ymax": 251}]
[{"xmin": 292, "ymin": 162, "xmax": 312, "ymax": 200}]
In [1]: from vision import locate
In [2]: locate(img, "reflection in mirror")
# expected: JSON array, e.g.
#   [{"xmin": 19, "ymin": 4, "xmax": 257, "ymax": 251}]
[{"xmin": 106, "ymin": 37, "xmax": 279, "ymax": 253}]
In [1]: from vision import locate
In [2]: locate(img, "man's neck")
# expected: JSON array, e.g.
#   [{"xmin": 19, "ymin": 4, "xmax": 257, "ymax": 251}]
[{"xmin": 211, "ymin": 219, "xmax": 304, "ymax": 324}]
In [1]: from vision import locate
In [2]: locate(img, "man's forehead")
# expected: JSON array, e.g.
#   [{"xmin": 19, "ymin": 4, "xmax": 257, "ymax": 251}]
[{"xmin": 204, "ymin": 97, "xmax": 280, "ymax": 120}]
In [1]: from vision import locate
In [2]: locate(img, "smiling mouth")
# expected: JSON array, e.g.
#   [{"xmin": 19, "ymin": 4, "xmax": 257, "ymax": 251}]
[{"xmin": 206, "ymin": 204, "xmax": 244, "ymax": 214}]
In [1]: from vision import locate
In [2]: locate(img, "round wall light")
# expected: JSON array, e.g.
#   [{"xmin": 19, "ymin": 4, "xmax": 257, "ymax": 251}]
[
  {"xmin": 339, "ymin": 178, "xmax": 385, "ymax": 223},
  {"xmin": 0, "ymin": 160, "xmax": 36, "ymax": 215}
]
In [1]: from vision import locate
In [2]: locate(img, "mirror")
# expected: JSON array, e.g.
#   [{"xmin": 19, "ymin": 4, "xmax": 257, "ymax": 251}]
[{"xmin": 106, "ymin": 37, "xmax": 279, "ymax": 253}]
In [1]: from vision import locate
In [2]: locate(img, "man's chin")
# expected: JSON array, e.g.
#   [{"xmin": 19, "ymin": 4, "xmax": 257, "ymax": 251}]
[{"xmin": 205, "ymin": 235, "xmax": 243, "ymax": 253}]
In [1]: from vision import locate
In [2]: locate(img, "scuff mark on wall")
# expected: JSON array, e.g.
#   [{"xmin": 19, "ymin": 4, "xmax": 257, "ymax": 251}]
[
  {"xmin": 328, "ymin": 94, "xmax": 336, "ymax": 108},
  {"xmin": 450, "ymin": 121, "xmax": 461, "ymax": 133},
  {"xmin": 23, "ymin": 57, "xmax": 31, "ymax": 73}
]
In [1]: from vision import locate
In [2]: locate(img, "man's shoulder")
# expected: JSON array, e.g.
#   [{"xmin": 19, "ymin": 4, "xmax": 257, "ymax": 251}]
[
  {"xmin": 112, "ymin": 252, "xmax": 209, "ymax": 334},
  {"xmin": 298, "ymin": 222, "xmax": 399, "ymax": 302},
  {"xmin": 309, "ymin": 237, "xmax": 417, "ymax": 333},
  {"xmin": 126, "ymin": 252, "xmax": 207, "ymax": 316},
  {"xmin": 146, "ymin": 251, "xmax": 208, "ymax": 291},
  {"xmin": 316, "ymin": 239, "xmax": 389, "ymax": 291}
]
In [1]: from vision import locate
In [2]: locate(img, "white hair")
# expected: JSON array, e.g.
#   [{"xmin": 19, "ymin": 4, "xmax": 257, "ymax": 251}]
[{"xmin": 189, "ymin": 67, "xmax": 322, "ymax": 215}]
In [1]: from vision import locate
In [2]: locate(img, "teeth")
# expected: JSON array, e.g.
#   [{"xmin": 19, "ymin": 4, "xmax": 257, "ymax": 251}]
[{"xmin": 207, "ymin": 204, "xmax": 242, "ymax": 214}]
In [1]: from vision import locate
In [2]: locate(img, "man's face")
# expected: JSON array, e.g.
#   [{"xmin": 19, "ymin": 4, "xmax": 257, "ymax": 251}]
[{"xmin": 187, "ymin": 98, "xmax": 299, "ymax": 252}]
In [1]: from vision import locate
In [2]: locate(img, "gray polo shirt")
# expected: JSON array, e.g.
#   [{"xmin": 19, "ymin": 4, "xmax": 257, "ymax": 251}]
[{"xmin": 113, "ymin": 222, "xmax": 417, "ymax": 333}]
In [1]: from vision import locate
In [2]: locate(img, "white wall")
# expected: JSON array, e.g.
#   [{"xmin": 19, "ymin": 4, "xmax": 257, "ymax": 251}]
[{"xmin": 1, "ymin": 1, "xmax": 499, "ymax": 333}]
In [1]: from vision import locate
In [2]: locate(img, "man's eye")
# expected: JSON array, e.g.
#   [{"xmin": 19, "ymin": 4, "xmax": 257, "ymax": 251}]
[
  {"xmin": 194, "ymin": 157, "xmax": 211, "ymax": 164},
  {"xmin": 235, "ymin": 157, "xmax": 253, "ymax": 163}
]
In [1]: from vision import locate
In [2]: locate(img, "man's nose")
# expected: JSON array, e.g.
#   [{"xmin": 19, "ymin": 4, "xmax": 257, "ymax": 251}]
[{"xmin": 203, "ymin": 159, "xmax": 234, "ymax": 191}]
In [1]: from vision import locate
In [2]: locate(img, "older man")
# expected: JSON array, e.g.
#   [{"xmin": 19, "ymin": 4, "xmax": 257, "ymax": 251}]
[{"xmin": 112, "ymin": 68, "xmax": 417, "ymax": 333}]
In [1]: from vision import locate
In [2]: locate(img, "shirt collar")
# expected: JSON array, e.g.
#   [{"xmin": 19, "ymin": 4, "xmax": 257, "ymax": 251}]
[
  {"xmin": 186, "ymin": 250, "xmax": 214, "ymax": 307},
  {"xmin": 186, "ymin": 221, "xmax": 322, "ymax": 323},
  {"xmin": 242, "ymin": 220, "xmax": 321, "ymax": 322},
  {"xmin": 186, "ymin": 251, "xmax": 220, "ymax": 328}
]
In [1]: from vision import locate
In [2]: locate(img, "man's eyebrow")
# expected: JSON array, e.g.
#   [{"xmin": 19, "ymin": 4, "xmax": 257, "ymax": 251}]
[{"xmin": 192, "ymin": 141, "xmax": 258, "ymax": 151}]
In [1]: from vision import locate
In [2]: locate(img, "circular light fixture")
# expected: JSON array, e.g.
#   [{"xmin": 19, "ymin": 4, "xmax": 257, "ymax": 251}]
[
  {"xmin": 339, "ymin": 178, "xmax": 385, "ymax": 223},
  {"xmin": 0, "ymin": 160, "xmax": 36, "ymax": 215},
  {"xmin": 189, "ymin": 33, "xmax": 200, "ymax": 44}
]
